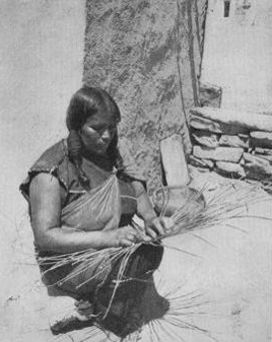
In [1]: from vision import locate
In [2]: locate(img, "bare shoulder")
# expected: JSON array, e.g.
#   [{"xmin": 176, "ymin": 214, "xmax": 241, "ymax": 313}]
[
  {"xmin": 30, "ymin": 173, "xmax": 60, "ymax": 198},
  {"xmin": 29, "ymin": 173, "xmax": 62, "ymax": 228}
]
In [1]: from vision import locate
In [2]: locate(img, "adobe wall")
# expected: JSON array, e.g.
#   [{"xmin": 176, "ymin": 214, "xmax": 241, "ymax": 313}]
[{"xmin": 84, "ymin": 0, "xmax": 208, "ymax": 190}]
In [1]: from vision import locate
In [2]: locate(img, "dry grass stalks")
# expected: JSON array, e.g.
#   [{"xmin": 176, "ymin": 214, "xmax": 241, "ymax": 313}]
[{"xmin": 158, "ymin": 182, "xmax": 271, "ymax": 239}]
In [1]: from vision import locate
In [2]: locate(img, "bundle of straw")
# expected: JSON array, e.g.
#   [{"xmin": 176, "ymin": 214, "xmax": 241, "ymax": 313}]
[{"xmin": 155, "ymin": 182, "xmax": 270, "ymax": 238}]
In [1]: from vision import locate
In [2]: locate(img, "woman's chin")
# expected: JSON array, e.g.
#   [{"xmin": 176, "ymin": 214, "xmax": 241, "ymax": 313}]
[
  {"xmin": 87, "ymin": 145, "xmax": 108, "ymax": 156},
  {"xmin": 97, "ymin": 145, "xmax": 109, "ymax": 154}
]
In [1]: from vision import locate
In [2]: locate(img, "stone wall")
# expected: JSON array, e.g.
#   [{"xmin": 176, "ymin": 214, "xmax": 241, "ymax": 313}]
[
  {"xmin": 83, "ymin": 0, "xmax": 207, "ymax": 190},
  {"xmin": 188, "ymin": 107, "xmax": 272, "ymax": 191}
]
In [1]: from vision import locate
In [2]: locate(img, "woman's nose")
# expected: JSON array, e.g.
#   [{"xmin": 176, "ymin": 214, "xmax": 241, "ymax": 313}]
[{"xmin": 101, "ymin": 129, "xmax": 111, "ymax": 141}]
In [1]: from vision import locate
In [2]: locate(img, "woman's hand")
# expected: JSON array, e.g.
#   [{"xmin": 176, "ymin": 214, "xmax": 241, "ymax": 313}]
[
  {"xmin": 144, "ymin": 216, "xmax": 166, "ymax": 240},
  {"xmin": 110, "ymin": 226, "xmax": 143, "ymax": 248},
  {"xmin": 131, "ymin": 180, "xmax": 167, "ymax": 240}
]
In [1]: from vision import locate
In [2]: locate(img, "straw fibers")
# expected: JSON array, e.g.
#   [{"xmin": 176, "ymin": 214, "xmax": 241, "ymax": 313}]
[{"xmin": 39, "ymin": 182, "xmax": 272, "ymax": 341}]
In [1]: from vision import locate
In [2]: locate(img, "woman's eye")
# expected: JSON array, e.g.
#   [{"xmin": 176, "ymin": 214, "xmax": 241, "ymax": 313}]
[
  {"xmin": 87, "ymin": 125, "xmax": 102, "ymax": 132},
  {"xmin": 87, "ymin": 126, "xmax": 97, "ymax": 132},
  {"xmin": 86, "ymin": 124, "xmax": 116, "ymax": 135}
]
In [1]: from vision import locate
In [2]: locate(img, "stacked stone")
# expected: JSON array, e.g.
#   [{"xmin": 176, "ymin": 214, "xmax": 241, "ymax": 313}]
[{"xmin": 188, "ymin": 107, "xmax": 272, "ymax": 182}]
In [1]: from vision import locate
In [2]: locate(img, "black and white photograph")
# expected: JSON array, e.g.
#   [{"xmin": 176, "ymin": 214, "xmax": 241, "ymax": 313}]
[{"xmin": 1, "ymin": 0, "xmax": 272, "ymax": 341}]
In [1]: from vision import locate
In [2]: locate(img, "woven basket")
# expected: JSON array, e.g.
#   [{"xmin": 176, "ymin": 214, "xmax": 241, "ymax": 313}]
[{"xmin": 152, "ymin": 186, "xmax": 206, "ymax": 217}]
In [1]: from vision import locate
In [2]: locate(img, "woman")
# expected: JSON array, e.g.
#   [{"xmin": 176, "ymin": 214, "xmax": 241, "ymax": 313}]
[{"xmin": 20, "ymin": 87, "xmax": 167, "ymax": 336}]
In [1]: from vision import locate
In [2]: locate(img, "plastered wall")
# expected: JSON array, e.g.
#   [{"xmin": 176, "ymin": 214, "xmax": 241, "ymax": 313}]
[{"xmin": 83, "ymin": 0, "xmax": 207, "ymax": 190}]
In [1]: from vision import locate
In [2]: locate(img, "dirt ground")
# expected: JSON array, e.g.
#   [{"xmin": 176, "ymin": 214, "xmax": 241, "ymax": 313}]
[{"xmin": 1, "ymin": 169, "xmax": 272, "ymax": 342}]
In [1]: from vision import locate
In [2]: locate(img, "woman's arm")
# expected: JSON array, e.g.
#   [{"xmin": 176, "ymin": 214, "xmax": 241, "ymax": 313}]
[
  {"xmin": 131, "ymin": 180, "xmax": 165, "ymax": 239},
  {"xmin": 29, "ymin": 173, "xmax": 139, "ymax": 254}
]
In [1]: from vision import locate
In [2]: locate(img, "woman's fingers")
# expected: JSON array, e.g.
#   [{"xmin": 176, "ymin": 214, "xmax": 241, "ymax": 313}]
[
  {"xmin": 126, "ymin": 233, "xmax": 137, "ymax": 241},
  {"xmin": 120, "ymin": 239, "xmax": 135, "ymax": 247},
  {"xmin": 145, "ymin": 217, "xmax": 166, "ymax": 239},
  {"xmin": 151, "ymin": 217, "xmax": 165, "ymax": 236},
  {"xmin": 117, "ymin": 225, "xmax": 154, "ymax": 247},
  {"xmin": 161, "ymin": 217, "xmax": 175, "ymax": 233},
  {"xmin": 120, "ymin": 234, "xmax": 138, "ymax": 247},
  {"xmin": 141, "ymin": 234, "xmax": 152, "ymax": 242},
  {"xmin": 145, "ymin": 226, "xmax": 157, "ymax": 239},
  {"xmin": 118, "ymin": 226, "xmax": 138, "ymax": 247}
]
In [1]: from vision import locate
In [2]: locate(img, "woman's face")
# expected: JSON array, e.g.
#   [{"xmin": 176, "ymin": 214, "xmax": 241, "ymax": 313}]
[{"xmin": 79, "ymin": 109, "xmax": 118, "ymax": 155}]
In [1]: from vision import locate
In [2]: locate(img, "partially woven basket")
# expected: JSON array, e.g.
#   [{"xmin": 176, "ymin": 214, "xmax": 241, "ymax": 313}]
[{"xmin": 152, "ymin": 186, "xmax": 206, "ymax": 217}]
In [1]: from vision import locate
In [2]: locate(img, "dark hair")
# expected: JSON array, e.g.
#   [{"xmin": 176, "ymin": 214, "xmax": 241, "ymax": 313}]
[
  {"xmin": 66, "ymin": 87, "xmax": 121, "ymax": 131},
  {"xmin": 66, "ymin": 87, "xmax": 123, "ymax": 188}
]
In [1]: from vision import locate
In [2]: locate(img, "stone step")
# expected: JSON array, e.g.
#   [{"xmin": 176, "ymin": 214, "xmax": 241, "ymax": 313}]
[
  {"xmin": 219, "ymin": 134, "xmax": 249, "ymax": 149},
  {"xmin": 254, "ymin": 147, "xmax": 272, "ymax": 155},
  {"xmin": 250, "ymin": 131, "xmax": 272, "ymax": 148},
  {"xmin": 191, "ymin": 130, "xmax": 219, "ymax": 148},
  {"xmin": 215, "ymin": 161, "xmax": 246, "ymax": 179},
  {"xmin": 188, "ymin": 155, "xmax": 214, "ymax": 169},
  {"xmin": 190, "ymin": 115, "xmax": 227, "ymax": 134},
  {"xmin": 193, "ymin": 146, "xmax": 243, "ymax": 163},
  {"xmin": 243, "ymin": 153, "xmax": 272, "ymax": 180},
  {"xmin": 190, "ymin": 107, "xmax": 272, "ymax": 133},
  {"xmin": 253, "ymin": 153, "xmax": 272, "ymax": 165}
]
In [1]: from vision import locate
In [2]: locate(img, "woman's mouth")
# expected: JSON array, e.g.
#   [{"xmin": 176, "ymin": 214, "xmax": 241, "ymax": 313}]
[{"xmin": 96, "ymin": 142, "xmax": 109, "ymax": 151}]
